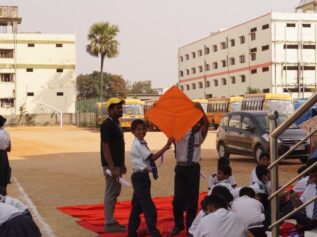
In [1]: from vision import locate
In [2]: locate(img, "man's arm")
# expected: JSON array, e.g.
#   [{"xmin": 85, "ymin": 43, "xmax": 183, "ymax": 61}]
[
  {"xmin": 194, "ymin": 102, "xmax": 209, "ymax": 139},
  {"xmin": 7, "ymin": 140, "xmax": 11, "ymax": 152},
  {"xmin": 102, "ymin": 142, "xmax": 120, "ymax": 179}
]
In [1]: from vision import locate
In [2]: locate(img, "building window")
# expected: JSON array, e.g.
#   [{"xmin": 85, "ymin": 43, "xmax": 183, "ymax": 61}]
[
  {"xmin": 213, "ymin": 62, "xmax": 218, "ymax": 69},
  {"xmin": 0, "ymin": 49, "xmax": 14, "ymax": 58},
  {"xmin": 57, "ymin": 92, "xmax": 64, "ymax": 96},
  {"xmin": 231, "ymin": 76, "xmax": 236, "ymax": 84},
  {"xmin": 205, "ymin": 64, "xmax": 210, "ymax": 71},
  {"xmin": 262, "ymin": 24, "xmax": 269, "ymax": 30},
  {"xmin": 221, "ymin": 78, "xmax": 227, "ymax": 85},
  {"xmin": 180, "ymin": 56, "xmax": 183, "ymax": 62},
  {"xmin": 251, "ymin": 32, "xmax": 256, "ymax": 41},
  {"xmin": 199, "ymin": 82, "xmax": 203, "ymax": 88},
  {"xmin": 251, "ymin": 69, "xmax": 257, "ymax": 74},
  {"xmin": 26, "ymin": 68, "xmax": 33, "ymax": 72},
  {"xmin": 192, "ymin": 83, "xmax": 196, "ymax": 90},
  {"xmin": 0, "ymin": 98, "xmax": 14, "ymax": 108},
  {"xmin": 262, "ymin": 45, "xmax": 269, "ymax": 51},
  {"xmin": 239, "ymin": 36, "xmax": 245, "ymax": 44},
  {"xmin": 180, "ymin": 85, "xmax": 184, "ymax": 91},
  {"xmin": 180, "ymin": 71, "xmax": 183, "ymax": 77},
  {"xmin": 27, "ymin": 92, "xmax": 34, "ymax": 96},
  {"xmin": 56, "ymin": 68, "xmax": 63, "ymax": 73},
  {"xmin": 214, "ymin": 79, "xmax": 218, "ymax": 87},
  {"xmin": 262, "ymin": 67, "xmax": 269, "ymax": 72},
  {"xmin": 0, "ymin": 73, "xmax": 14, "ymax": 82},
  {"xmin": 221, "ymin": 42, "xmax": 227, "ymax": 49},
  {"xmin": 250, "ymin": 48, "xmax": 257, "ymax": 53},
  {"xmin": 198, "ymin": 50, "xmax": 202, "ymax": 56},
  {"xmin": 263, "ymin": 88, "xmax": 270, "ymax": 93},
  {"xmin": 205, "ymin": 47, "xmax": 210, "ymax": 55},
  {"xmin": 185, "ymin": 54, "xmax": 189, "ymax": 60},
  {"xmin": 27, "ymin": 43, "xmax": 35, "ymax": 47},
  {"xmin": 230, "ymin": 39, "xmax": 235, "ymax": 47},
  {"xmin": 186, "ymin": 69, "xmax": 190, "ymax": 75},
  {"xmin": 284, "ymin": 44, "xmax": 299, "ymax": 49},
  {"xmin": 229, "ymin": 57, "xmax": 235, "ymax": 65},
  {"xmin": 240, "ymin": 75, "xmax": 246, "ymax": 83},
  {"xmin": 206, "ymin": 81, "xmax": 210, "ymax": 88},
  {"xmin": 212, "ymin": 45, "xmax": 218, "ymax": 52},
  {"xmin": 302, "ymin": 23, "xmax": 311, "ymax": 28},
  {"xmin": 283, "ymin": 66, "xmax": 298, "ymax": 70},
  {"xmin": 199, "ymin": 66, "xmax": 203, "ymax": 72},
  {"xmin": 192, "ymin": 52, "xmax": 196, "ymax": 58},
  {"xmin": 304, "ymin": 66, "xmax": 315, "ymax": 70},
  {"xmin": 287, "ymin": 23, "xmax": 296, "ymax": 27},
  {"xmin": 56, "ymin": 43, "xmax": 63, "ymax": 47},
  {"xmin": 239, "ymin": 55, "xmax": 245, "ymax": 63},
  {"xmin": 186, "ymin": 85, "xmax": 190, "ymax": 90},
  {"xmin": 251, "ymin": 53, "xmax": 256, "ymax": 61},
  {"xmin": 303, "ymin": 45, "xmax": 316, "ymax": 49},
  {"xmin": 221, "ymin": 60, "xmax": 227, "ymax": 67},
  {"xmin": 250, "ymin": 27, "xmax": 257, "ymax": 32},
  {"xmin": 191, "ymin": 67, "xmax": 196, "ymax": 74}
]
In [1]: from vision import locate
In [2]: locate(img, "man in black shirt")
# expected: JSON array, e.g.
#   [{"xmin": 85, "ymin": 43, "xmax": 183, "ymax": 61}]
[{"xmin": 101, "ymin": 98, "xmax": 126, "ymax": 232}]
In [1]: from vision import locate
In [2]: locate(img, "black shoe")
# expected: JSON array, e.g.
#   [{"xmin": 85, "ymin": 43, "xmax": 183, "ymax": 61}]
[{"xmin": 170, "ymin": 226, "xmax": 184, "ymax": 236}]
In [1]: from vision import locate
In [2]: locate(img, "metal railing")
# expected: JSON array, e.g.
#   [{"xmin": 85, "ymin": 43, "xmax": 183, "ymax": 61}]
[{"xmin": 268, "ymin": 93, "xmax": 317, "ymax": 237}]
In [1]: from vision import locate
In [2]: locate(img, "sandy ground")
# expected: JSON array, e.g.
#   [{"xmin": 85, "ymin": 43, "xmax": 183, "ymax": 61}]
[{"xmin": 5, "ymin": 126, "xmax": 303, "ymax": 237}]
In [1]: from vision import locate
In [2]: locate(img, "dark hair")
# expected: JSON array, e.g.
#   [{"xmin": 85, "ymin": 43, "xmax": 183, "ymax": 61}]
[
  {"xmin": 200, "ymin": 195, "xmax": 209, "ymax": 210},
  {"xmin": 255, "ymin": 165, "xmax": 269, "ymax": 181},
  {"xmin": 256, "ymin": 193, "xmax": 269, "ymax": 210},
  {"xmin": 204, "ymin": 194, "xmax": 228, "ymax": 211},
  {"xmin": 211, "ymin": 185, "xmax": 234, "ymax": 204},
  {"xmin": 239, "ymin": 187, "xmax": 256, "ymax": 198},
  {"xmin": 259, "ymin": 153, "xmax": 269, "ymax": 161},
  {"xmin": 218, "ymin": 157, "xmax": 230, "ymax": 168},
  {"xmin": 218, "ymin": 165, "xmax": 232, "ymax": 176},
  {"xmin": 0, "ymin": 115, "xmax": 6, "ymax": 127},
  {"xmin": 131, "ymin": 119, "xmax": 146, "ymax": 131}
]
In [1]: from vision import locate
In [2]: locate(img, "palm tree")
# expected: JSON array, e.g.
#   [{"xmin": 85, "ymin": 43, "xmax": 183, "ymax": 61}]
[{"xmin": 87, "ymin": 22, "xmax": 119, "ymax": 101}]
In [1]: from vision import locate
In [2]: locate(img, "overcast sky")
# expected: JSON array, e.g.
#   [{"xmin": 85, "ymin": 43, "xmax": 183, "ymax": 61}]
[{"xmin": 2, "ymin": 0, "xmax": 301, "ymax": 88}]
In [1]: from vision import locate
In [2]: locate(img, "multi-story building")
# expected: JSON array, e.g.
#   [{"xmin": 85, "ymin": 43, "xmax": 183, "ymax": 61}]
[
  {"xmin": 0, "ymin": 6, "xmax": 76, "ymax": 121},
  {"xmin": 178, "ymin": 12, "xmax": 317, "ymax": 99}
]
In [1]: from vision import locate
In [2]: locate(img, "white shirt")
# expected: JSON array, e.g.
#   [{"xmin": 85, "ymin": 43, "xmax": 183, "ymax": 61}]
[
  {"xmin": 0, "ymin": 128, "xmax": 10, "ymax": 150},
  {"xmin": 0, "ymin": 203, "xmax": 22, "ymax": 225},
  {"xmin": 250, "ymin": 180, "xmax": 270, "ymax": 195},
  {"xmin": 292, "ymin": 176, "xmax": 309, "ymax": 193},
  {"xmin": 1, "ymin": 195, "xmax": 28, "ymax": 212},
  {"xmin": 231, "ymin": 195, "xmax": 265, "ymax": 228},
  {"xmin": 194, "ymin": 208, "xmax": 247, "ymax": 237},
  {"xmin": 208, "ymin": 179, "xmax": 234, "ymax": 196},
  {"xmin": 189, "ymin": 210, "xmax": 206, "ymax": 236},
  {"xmin": 130, "ymin": 138, "xmax": 152, "ymax": 171},
  {"xmin": 250, "ymin": 168, "xmax": 259, "ymax": 185},
  {"xmin": 175, "ymin": 129, "xmax": 205, "ymax": 163},
  {"xmin": 209, "ymin": 173, "xmax": 236, "ymax": 190},
  {"xmin": 300, "ymin": 183, "xmax": 317, "ymax": 219}
]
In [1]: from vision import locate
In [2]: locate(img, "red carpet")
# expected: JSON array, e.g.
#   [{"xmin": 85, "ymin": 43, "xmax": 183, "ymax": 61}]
[{"xmin": 58, "ymin": 193, "xmax": 207, "ymax": 237}]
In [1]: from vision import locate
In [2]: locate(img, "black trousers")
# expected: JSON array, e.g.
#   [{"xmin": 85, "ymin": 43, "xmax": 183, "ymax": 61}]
[
  {"xmin": 0, "ymin": 150, "xmax": 10, "ymax": 190},
  {"xmin": 128, "ymin": 172, "xmax": 161, "ymax": 237},
  {"xmin": 249, "ymin": 227, "xmax": 267, "ymax": 237},
  {"xmin": 172, "ymin": 164, "xmax": 200, "ymax": 231}
]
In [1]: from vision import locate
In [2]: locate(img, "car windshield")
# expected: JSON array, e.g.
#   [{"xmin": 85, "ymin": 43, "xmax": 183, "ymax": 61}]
[
  {"xmin": 123, "ymin": 104, "xmax": 144, "ymax": 115},
  {"xmin": 231, "ymin": 101, "xmax": 242, "ymax": 112},
  {"xmin": 255, "ymin": 114, "xmax": 298, "ymax": 131},
  {"xmin": 267, "ymin": 100, "xmax": 294, "ymax": 115}
]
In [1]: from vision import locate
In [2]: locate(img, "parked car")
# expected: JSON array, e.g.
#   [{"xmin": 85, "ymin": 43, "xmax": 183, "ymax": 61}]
[{"xmin": 216, "ymin": 111, "xmax": 310, "ymax": 163}]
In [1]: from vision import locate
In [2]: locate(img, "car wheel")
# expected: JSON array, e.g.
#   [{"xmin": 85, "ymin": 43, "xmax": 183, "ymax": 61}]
[
  {"xmin": 218, "ymin": 142, "xmax": 230, "ymax": 158},
  {"xmin": 254, "ymin": 145, "xmax": 264, "ymax": 162},
  {"xmin": 300, "ymin": 156, "xmax": 308, "ymax": 164}
]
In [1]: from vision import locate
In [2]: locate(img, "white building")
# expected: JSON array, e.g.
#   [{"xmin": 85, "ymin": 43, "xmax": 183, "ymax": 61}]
[
  {"xmin": 0, "ymin": 6, "xmax": 76, "ymax": 120},
  {"xmin": 178, "ymin": 12, "xmax": 317, "ymax": 99}
]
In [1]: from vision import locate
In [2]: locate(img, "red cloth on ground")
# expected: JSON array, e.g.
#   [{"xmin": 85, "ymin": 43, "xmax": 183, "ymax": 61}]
[{"xmin": 58, "ymin": 193, "xmax": 207, "ymax": 237}]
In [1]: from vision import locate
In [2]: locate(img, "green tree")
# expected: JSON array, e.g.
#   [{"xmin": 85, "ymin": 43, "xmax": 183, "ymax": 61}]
[
  {"xmin": 106, "ymin": 74, "xmax": 127, "ymax": 98},
  {"xmin": 246, "ymin": 87, "xmax": 262, "ymax": 94},
  {"xmin": 127, "ymin": 80, "xmax": 158, "ymax": 94},
  {"xmin": 86, "ymin": 22, "xmax": 119, "ymax": 101}
]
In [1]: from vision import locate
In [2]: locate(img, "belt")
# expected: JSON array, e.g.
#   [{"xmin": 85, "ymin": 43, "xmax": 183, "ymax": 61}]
[
  {"xmin": 132, "ymin": 169, "xmax": 149, "ymax": 173},
  {"xmin": 248, "ymin": 222, "xmax": 264, "ymax": 229},
  {"xmin": 176, "ymin": 161, "xmax": 199, "ymax": 167}
]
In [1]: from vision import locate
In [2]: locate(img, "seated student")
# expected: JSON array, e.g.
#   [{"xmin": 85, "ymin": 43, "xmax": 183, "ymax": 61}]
[
  {"xmin": 189, "ymin": 186, "xmax": 234, "ymax": 237},
  {"xmin": 208, "ymin": 165, "xmax": 234, "ymax": 195},
  {"xmin": 0, "ymin": 188, "xmax": 28, "ymax": 214},
  {"xmin": 0, "ymin": 202, "xmax": 41, "ymax": 237},
  {"xmin": 250, "ymin": 165, "xmax": 271, "ymax": 195},
  {"xmin": 231, "ymin": 187, "xmax": 266, "ymax": 237},
  {"xmin": 194, "ymin": 194, "xmax": 247, "ymax": 237},
  {"xmin": 250, "ymin": 153, "xmax": 270, "ymax": 185},
  {"xmin": 209, "ymin": 157, "xmax": 237, "ymax": 189}
]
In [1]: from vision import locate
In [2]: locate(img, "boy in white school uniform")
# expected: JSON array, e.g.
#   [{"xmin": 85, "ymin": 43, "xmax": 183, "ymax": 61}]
[
  {"xmin": 250, "ymin": 165, "xmax": 271, "ymax": 195},
  {"xmin": 208, "ymin": 165, "xmax": 234, "ymax": 195},
  {"xmin": 250, "ymin": 153, "xmax": 270, "ymax": 185},
  {"xmin": 127, "ymin": 119, "xmax": 172, "ymax": 237}
]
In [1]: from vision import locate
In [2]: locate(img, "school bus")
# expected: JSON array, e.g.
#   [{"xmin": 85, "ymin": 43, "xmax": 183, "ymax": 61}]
[
  {"xmin": 207, "ymin": 96, "xmax": 243, "ymax": 128},
  {"xmin": 241, "ymin": 93, "xmax": 294, "ymax": 115},
  {"xmin": 144, "ymin": 98, "xmax": 159, "ymax": 131},
  {"xmin": 96, "ymin": 99, "xmax": 145, "ymax": 130},
  {"xmin": 192, "ymin": 99, "xmax": 208, "ymax": 114}
]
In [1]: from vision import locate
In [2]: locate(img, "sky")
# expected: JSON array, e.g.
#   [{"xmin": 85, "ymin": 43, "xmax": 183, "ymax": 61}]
[{"xmin": 2, "ymin": 0, "xmax": 301, "ymax": 88}]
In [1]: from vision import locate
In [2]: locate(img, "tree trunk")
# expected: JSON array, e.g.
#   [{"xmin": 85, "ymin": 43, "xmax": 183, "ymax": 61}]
[{"xmin": 100, "ymin": 55, "xmax": 105, "ymax": 102}]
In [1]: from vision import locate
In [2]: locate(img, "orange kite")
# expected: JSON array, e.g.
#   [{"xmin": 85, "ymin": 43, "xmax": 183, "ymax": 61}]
[{"xmin": 146, "ymin": 86, "xmax": 204, "ymax": 141}]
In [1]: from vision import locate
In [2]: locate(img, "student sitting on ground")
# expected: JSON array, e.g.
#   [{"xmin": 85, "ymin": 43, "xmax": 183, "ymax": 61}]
[
  {"xmin": 208, "ymin": 165, "xmax": 234, "ymax": 195},
  {"xmin": 209, "ymin": 157, "xmax": 237, "ymax": 190},
  {"xmin": 0, "ymin": 202, "xmax": 41, "ymax": 237},
  {"xmin": 0, "ymin": 188, "xmax": 28, "ymax": 214},
  {"xmin": 231, "ymin": 187, "xmax": 266, "ymax": 237},
  {"xmin": 194, "ymin": 194, "xmax": 247, "ymax": 237},
  {"xmin": 250, "ymin": 165, "xmax": 271, "ymax": 195},
  {"xmin": 127, "ymin": 119, "xmax": 172, "ymax": 237},
  {"xmin": 250, "ymin": 153, "xmax": 270, "ymax": 185}
]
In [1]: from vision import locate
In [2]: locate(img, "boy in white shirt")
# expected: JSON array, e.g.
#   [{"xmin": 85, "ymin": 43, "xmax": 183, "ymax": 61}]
[
  {"xmin": 128, "ymin": 119, "xmax": 172, "ymax": 237},
  {"xmin": 194, "ymin": 194, "xmax": 247, "ymax": 237},
  {"xmin": 250, "ymin": 153, "xmax": 270, "ymax": 185},
  {"xmin": 208, "ymin": 165, "xmax": 234, "ymax": 195},
  {"xmin": 250, "ymin": 165, "xmax": 271, "ymax": 195}
]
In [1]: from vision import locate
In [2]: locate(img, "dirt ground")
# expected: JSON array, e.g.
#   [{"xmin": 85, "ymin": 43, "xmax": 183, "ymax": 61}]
[{"xmin": 5, "ymin": 126, "xmax": 304, "ymax": 237}]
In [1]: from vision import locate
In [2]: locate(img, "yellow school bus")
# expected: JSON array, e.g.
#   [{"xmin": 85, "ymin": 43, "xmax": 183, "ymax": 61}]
[
  {"xmin": 207, "ymin": 96, "xmax": 243, "ymax": 128},
  {"xmin": 144, "ymin": 98, "xmax": 159, "ymax": 131},
  {"xmin": 241, "ymin": 93, "xmax": 294, "ymax": 115},
  {"xmin": 192, "ymin": 98, "xmax": 208, "ymax": 114},
  {"xmin": 96, "ymin": 99, "xmax": 145, "ymax": 130}
]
